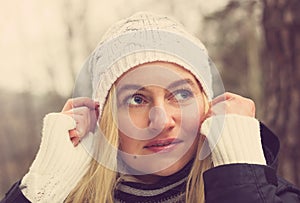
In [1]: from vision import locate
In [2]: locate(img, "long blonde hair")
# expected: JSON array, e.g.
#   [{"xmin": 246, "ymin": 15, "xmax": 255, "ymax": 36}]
[{"xmin": 66, "ymin": 85, "xmax": 212, "ymax": 203}]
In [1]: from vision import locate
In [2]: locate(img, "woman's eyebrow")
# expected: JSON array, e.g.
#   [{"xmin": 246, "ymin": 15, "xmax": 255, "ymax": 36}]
[
  {"xmin": 117, "ymin": 84, "xmax": 144, "ymax": 95},
  {"xmin": 117, "ymin": 79, "xmax": 196, "ymax": 95},
  {"xmin": 167, "ymin": 79, "xmax": 196, "ymax": 89}
]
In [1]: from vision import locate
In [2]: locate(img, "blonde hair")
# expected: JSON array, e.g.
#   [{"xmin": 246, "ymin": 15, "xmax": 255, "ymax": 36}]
[{"xmin": 66, "ymin": 85, "xmax": 212, "ymax": 203}]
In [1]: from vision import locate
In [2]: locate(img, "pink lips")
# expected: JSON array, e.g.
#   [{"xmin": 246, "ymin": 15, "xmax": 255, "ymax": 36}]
[{"xmin": 144, "ymin": 138, "xmax": 182, "ymax": 153}]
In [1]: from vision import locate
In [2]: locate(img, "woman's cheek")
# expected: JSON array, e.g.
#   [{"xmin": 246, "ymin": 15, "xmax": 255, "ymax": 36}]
[
  {"xmin": 118, "ymin": 108, "xmax": 158, "ymax": 141},
  {"xmin": 180, "ymin": 102, "xmax": 203, "ymax": 138},
  {"xmin": 118, "ymin": 132, "xmax": 137, "ymax": 154}
]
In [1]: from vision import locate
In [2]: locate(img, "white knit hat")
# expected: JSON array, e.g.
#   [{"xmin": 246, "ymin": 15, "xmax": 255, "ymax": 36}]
[{"xmin": 88, "ymin": 12, "xmax": 213, "ymax": 116}]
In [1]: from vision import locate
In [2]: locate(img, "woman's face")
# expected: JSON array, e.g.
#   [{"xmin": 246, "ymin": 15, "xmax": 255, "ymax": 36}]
[{"xmin": 116, "ymin": 61, "xmax": 206, "ymax": 177}]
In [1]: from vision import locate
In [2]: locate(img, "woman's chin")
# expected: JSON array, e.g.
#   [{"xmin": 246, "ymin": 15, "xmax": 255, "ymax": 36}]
[{"xmin": 121, "ymin": 155, "xmax": 191, "ymax": 177}]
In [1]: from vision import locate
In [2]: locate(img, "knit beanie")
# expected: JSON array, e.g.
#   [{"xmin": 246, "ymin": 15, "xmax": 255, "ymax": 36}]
[{"xmin": 88, "ymin": 12, "xmax": 214, "ymax": 117}]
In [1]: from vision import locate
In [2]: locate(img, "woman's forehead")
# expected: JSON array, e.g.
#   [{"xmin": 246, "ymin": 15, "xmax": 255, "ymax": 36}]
[{"xmin": 115, "ymin": 62, "xmax": 199, "ymax": 89}]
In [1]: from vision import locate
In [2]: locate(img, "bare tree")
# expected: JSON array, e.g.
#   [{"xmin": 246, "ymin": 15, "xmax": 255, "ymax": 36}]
[
  {"xmin": 261, "ymin": 0, "xmax": 300, "ymax": 186},
  {"xmin": 202, "ymin": 1, "xmax": 263, "ymax": 109},
  {"xmin": 63, "ymin": 0, "xmax": 90, "ymax": 83}
]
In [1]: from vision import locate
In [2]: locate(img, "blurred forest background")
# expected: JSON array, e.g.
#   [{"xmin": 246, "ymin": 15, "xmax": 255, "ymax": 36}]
[{"xmin": 1, "ymin": 0, "xmax": 300, "ymax": 198}]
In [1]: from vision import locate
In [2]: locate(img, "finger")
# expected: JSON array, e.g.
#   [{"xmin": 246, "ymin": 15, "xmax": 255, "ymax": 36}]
[
  {"xmin": 68, "ymin": 129, "xmax": 80, "ymax": 146},
  {"xmin": 63, "ymin": 112, "xmax": 89, "ymax": 137},
  {"xmin": 63, "ymin": 106, "xmax": 98, "ymax": 133},
  {"xmin": 62, "ymin": 97, "xmax": 98, "ymax": 112},
  {"xmin": 70, "ymin": 135, "xmax": 81, "ymax": 147},
  {"xmin": 63, "ymin": 106, "xmax": 92, "ymax": 116},
  {"xmin": 210, "ymin": 102, "xmax": 228, "ymax": 115},
  {"xmin": 63, "ymin": 106, "xmax": 97, "ymax": 121},
  {"xmin": 211, "ymin": 92, "xmax": 239, "ymax": 105},
  {"xmin": 69, "ymin": 129, "xmax": 79, "ymax": 138},
  {"xmin": 211, "ymin": 93, "xmax": 227, "ymax": 106},
  {"xmin": 89, "ymin": 109, "xmax": 99, "ymax": 132},
  {"xmin": 69, "ymin": 126, "xmax": 85, "ymax": 140}
]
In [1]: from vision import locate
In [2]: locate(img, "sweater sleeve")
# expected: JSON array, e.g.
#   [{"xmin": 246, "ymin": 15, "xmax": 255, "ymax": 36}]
[
  {"xmin": 200, "ymin": 115, "xmax": 300, "ymax": 202},
  {"xmin": 19, "ymin": 113, "xmax": 93, "ymax": 202},
  {"xmin": 200, "ymin": 114, "xmax": 266, "ymax": 166}
]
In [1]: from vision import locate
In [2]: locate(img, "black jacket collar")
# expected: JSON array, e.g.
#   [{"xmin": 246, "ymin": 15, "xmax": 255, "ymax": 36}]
[{"xmin": 260, "ymin": 122, "xmax": 280, "ymax": 170}]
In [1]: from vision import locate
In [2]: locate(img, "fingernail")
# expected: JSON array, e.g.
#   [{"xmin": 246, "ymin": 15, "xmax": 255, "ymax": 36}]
[
  {"xmin": 76, "ymin": 129, "xmax": 81, "ymax": 136},
  {"xmin": 71, "ymin": 139, "xmax": 76, "ymax": 146}
]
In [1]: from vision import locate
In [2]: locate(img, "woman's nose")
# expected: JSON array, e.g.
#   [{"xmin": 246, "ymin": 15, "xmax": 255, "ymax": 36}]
[{"xmin": 148, "ymin": 106, "xmax": 175, "ymax": 133}]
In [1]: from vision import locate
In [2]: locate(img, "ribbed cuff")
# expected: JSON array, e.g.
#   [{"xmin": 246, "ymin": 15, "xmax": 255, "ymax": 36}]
[
  {"xmin": 200, "ymin": 115, "xmax": 266, "ymax": 167},
  {"xmin": 20, "ymin": 113, "xmax": 92, "ymax": 202}
]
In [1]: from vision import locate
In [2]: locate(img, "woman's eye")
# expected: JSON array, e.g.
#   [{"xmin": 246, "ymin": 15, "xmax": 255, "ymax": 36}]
[
  {"xmin": 173, "ymin": 89, "xmax": 193, "ymax": 102},
  {"xmin": 126, "ymin": 95, "xmax": 146, "ymax": 106}
]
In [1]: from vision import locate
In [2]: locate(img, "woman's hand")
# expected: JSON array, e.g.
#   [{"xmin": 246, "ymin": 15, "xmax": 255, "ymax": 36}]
[
  {"xmin": 207, "ymin": 92, "xmax": 256, "ymax": 118},
  {"xmin": 20, "ymin": 98, "xmax": 98, "ymax": 201},
  {"xmin": 199, "ymin": 92, "xmax": 266, "ymax": 166},
  {"xmin": 20, "ymin": 111, "xmax": 95, "ymax": 202},
  {"xmin": 61, "ymin": 97, "xmax": 99, "ymax": 146}
]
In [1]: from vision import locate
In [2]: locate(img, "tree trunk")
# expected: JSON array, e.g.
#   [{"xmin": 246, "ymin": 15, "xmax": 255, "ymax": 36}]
[{"xmin": 261, "ymin": 0, "xmax": 300, "ymax": 187}]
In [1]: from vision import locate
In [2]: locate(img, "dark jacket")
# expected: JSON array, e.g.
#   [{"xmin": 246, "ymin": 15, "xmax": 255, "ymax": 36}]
[
  {"xmin": 1, "ymin": 123, "xmax": 300, "ymax": 203},
  {"xmin": 203, "ymin": 123, "xmax": 300, "ymax": 202}
]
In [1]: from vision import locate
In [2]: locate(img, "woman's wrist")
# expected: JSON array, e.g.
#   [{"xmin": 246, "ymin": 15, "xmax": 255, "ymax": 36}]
[
  {"xmin": 200, "ymin": 114, "xmax": 266, "ymax": 167},
  {"xmin": 20, "ymin": 113, "xmax": 92, "ymax": 202}
]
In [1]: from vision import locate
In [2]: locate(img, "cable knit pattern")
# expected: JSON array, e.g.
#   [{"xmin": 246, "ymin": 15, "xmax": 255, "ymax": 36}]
[
  {"xmin": 20, "ymin": 113, "xmax": 92, "ymax": 202},
  {"xmin": 200, "ymin": 115, "xmax": 266, "ymax": 167},
  {"xmin": 88, "ymin": 12, "xmax": 214, "ymax": 118}
]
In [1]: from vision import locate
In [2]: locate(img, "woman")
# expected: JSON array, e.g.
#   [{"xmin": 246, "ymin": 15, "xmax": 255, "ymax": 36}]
[{"xmin": 1, "ymin": 12, "xmax": 300, "ymax": 203}]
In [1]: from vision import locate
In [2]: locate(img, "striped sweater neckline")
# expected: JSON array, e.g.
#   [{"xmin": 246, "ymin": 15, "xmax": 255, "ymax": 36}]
[{"xmin": 114, "ymin": 160, "xmax": 193, "ymax": 203}]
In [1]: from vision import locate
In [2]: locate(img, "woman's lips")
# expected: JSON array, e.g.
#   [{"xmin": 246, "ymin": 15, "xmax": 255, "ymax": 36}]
[{"xmin": 143, "ymin": 138, "xmax": 183, "ymax": 153}]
